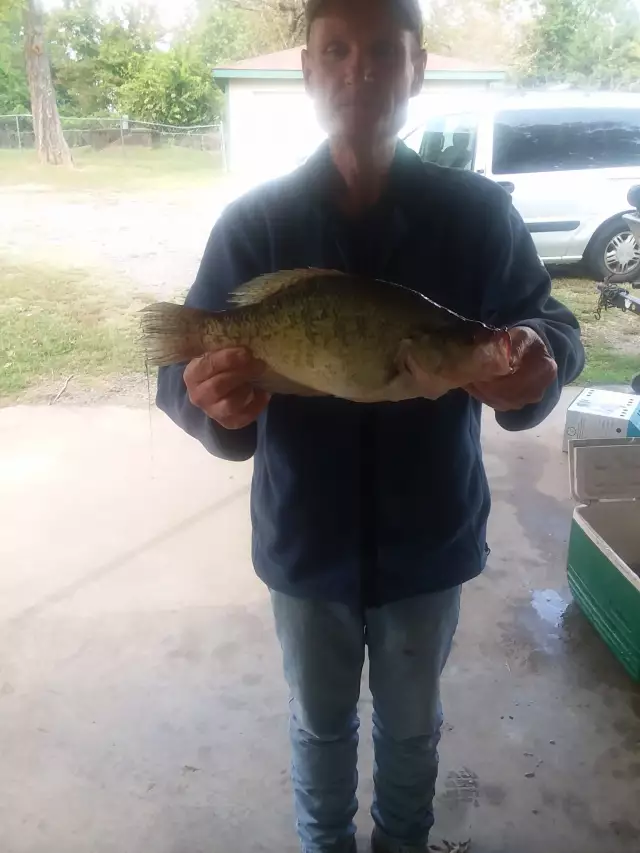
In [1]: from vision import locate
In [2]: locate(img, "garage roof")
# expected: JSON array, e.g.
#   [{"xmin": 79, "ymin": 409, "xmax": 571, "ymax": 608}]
[{"xmin": 213, "ymin": 46, "xmax": 505, "ymax": 82}]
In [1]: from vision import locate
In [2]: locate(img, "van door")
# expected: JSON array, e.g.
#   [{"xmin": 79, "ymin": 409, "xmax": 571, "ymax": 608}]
[{"xmin": 485, "ymin": 106, "xmax": 640, "ymax": 265}]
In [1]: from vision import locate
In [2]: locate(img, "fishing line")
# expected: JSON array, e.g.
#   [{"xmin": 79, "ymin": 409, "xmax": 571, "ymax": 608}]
[{"xmin": 145, "ymin": 355, "xmax": 156, "ymax": 479}]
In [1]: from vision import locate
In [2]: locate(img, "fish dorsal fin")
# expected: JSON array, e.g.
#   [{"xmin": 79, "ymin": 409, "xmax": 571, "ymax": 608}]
[{"xmin": 229, "ymin": 268, "xmax": 347, "ymax": 307}]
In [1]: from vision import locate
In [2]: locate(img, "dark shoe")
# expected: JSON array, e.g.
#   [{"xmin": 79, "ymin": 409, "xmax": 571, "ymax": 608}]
[
  {"xmin": 371, "ymin": 828, "xmax": 471, "ymax": 853},
  {"xmin": 370, "ymin": 826, "xmax": 428, "ymax": 853}
]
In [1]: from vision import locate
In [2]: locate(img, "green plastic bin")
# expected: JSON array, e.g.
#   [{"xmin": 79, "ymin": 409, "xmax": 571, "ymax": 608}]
[{"xmin": 566, "ymin": 438, "xmax": 640, "ymax": 681}]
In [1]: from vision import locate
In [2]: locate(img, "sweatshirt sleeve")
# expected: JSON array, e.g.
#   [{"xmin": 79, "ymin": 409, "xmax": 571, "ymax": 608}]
[
  {"xmin": 155, "ymin": 199, "xmax": 270, "ymax": 461},
  {"xmin": 479, "ymin": 189, "xmax": 586, "ymax": 431}
]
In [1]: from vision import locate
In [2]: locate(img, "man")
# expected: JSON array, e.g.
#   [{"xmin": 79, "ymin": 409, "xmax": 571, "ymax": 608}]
[{"xmin": 157, "ymin": 1, "xmax": 585, "ymax": 851}]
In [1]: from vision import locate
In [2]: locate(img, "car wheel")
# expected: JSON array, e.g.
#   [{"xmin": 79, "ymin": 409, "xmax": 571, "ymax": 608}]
[{"xmin": 587, "ymin": 220, "xmax": 640, "ymax": 282}]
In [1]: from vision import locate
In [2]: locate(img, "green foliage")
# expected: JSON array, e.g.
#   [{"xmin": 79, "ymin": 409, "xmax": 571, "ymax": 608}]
[
  {"xmin": 46, "ymin": 0, "xmax": 164, "ymax": 116},
  {"xmin": 519, "ymin": 0, "xmax": 640, "ymax": 88},
  {"xmin": 424, "ymin": 0, "xmax": 526, "ymax": 66},
  {"xmin": 93, "ymin": 4, "xmax": 164, "ymax": 108},
  {"xmin": 0, "ymin": 17, "xmax": 29, "ymax": 113},
  {"xmin": 46, "ymin": 0, "xmax": 102, "ymax": 115},
  {"xmin": 189, "ymin": 0, "xmax": 306, "ymax": 54},
  {"xmin": 0, "ymin": 0, "xmax": 256, "ymax": 123},
  {"xmin": 117, "ymin": 45, "xmax": 220, "ymax": 125},
  {"xmin": 0, "ymin": 1, "xmax": 29, "ymax": 114},
  {"xmin": 184, "ymin": 1, "xmax": 263, "ymax": 63}
]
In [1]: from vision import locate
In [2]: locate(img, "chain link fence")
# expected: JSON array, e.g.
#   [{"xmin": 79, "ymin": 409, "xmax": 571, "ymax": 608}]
[{"xmin": 0, "ymin": 115, "xmax": 226, "ymax": 163}]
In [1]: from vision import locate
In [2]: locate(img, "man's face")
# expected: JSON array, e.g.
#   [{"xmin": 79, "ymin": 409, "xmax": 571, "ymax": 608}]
[{"xmin": 302, "ymin": 0, "xmax": 426, "ymax": 145}]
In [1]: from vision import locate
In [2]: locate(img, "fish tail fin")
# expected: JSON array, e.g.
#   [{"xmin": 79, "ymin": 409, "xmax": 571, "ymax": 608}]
[{"xmin": 139, "ymin": 302, "xmax": 216, "ymax": 367}]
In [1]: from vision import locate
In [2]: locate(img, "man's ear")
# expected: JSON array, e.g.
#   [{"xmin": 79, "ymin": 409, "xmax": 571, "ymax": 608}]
[
  {"xmin": 411, "ymin": 48, "xmax": 426, "ymax": 97},
  {"xmin": 302, "ymin": 48, "xmax": 312, "ymax": 96}
]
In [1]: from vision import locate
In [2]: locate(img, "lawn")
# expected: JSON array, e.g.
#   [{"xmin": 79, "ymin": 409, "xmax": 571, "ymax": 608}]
[
  {"xmin": 553, "ymin": 276, "xmax": 639, "ymax": 387},
  {"xmin": 0, "ymin": 146, "xmax": 225, "ymax": 192},
  {"xmin": 0, "ymin": 257, "xmax": 151, "ymax": 403}
]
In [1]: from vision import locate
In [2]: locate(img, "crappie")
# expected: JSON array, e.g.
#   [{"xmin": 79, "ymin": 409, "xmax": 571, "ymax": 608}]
[{"xmin": 140, "ymin": 268, "xmax": 512, "ymax": 403}]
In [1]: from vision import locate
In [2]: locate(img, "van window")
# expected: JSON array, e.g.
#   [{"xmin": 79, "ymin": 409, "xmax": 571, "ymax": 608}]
[
  {"xmin": 492, "ymin": 107, "xmax": 640, "ymax": 174},
  {"xmin": 410, "ymin": 113, "xmax": 478, "ymax": 170}
]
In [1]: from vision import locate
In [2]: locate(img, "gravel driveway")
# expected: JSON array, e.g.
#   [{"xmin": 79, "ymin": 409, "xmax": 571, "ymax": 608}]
[{"xmin": 0, "ymin": 184, "xmax": 230, "ymax": 298}]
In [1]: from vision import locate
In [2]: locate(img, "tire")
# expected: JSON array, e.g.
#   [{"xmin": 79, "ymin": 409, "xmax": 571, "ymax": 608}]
[
  {"xmin": 632, "ymin": 375, "xmax": 640, "ymax": 395},
  {"xmin": 586, "ymin": 219, "xmax": 640, "ymax": 282}
]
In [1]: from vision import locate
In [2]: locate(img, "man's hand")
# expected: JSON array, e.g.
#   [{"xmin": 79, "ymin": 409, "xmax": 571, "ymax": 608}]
[
  {"xmin": 184, "ymin": 348, "xmax": 270, "ymax": 429},
  {"xmin": 466, "ymin": 326, "xmax": 558, "ymax": 412}
]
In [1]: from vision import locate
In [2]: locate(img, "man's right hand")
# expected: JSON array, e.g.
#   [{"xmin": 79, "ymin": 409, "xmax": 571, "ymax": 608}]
[{"xmin": 184, "ymin": 348, "xmax": 270, "ymax": 430}]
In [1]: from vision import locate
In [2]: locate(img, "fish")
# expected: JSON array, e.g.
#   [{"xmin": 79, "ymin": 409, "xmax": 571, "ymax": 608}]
[{"xmin": 139, "ymin": 268, "xmax": 513, "ymax": 403}]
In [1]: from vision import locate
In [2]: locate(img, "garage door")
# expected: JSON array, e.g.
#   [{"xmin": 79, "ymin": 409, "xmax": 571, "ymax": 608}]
[{"xmin": 244, "ymin": 90, "xmax": 326, "ymax": 179}]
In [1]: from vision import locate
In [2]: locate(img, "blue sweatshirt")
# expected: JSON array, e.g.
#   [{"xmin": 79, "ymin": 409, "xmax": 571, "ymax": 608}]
[{"xmin": 156, "ymin": 140, "xmax": 585, "ymax": 607}]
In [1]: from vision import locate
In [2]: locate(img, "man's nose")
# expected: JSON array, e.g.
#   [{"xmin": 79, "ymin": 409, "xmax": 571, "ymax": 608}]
[{"xmin": 344, "ymin": 48, "xmax": 375, "ymax": 85}]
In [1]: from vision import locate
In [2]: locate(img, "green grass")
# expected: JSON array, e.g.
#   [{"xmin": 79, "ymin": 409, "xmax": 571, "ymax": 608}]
[
  {"xmin": 552, "ymin": 276, "xmax": 639, "ymax": 386},
  {"xmin": 0, "ymin": 146, "xmax": 224, "ymax": 192},
  {"xmin": 0, "ymin": 258, "xmax": 151, "ymax": 402}
]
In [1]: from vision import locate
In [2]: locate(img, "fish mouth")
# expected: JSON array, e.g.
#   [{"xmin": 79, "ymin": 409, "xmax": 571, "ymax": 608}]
[{"xmin": 465, "ymin": 327, "xmax": 513, "ymax": 381}]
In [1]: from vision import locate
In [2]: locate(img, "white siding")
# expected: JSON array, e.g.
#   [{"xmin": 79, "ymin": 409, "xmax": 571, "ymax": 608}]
[{"xmin": 226, "ymin": 79, "xmax": 323, "ymax": 178}]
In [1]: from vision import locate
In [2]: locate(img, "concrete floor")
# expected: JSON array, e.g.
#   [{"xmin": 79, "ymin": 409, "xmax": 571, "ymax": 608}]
[{"xmin": 0, "ymin": 390, "xmax": 638, "ymax": 853}]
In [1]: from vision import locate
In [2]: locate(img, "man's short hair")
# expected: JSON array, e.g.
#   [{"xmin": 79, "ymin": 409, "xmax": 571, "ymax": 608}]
[{"xmin": 305, "ymin": 0, "xmax": 424, "ymax": 46}]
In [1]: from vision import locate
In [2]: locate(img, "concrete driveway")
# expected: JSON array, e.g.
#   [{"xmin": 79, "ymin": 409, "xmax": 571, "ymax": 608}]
[{"xmin": 0, "ymin": 391, "xmax": 638, "ymax": 853}]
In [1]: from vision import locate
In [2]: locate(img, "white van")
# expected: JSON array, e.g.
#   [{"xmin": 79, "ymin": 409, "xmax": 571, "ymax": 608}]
[{"xmin": 402, "ymin": 91, "xmax": 640, "ymax": 281}]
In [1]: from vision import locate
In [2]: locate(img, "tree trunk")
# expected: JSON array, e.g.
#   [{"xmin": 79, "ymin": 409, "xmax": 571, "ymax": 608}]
[{"xmin": 23, "ymin": 0, "xmax": 73, "ymax": 166}]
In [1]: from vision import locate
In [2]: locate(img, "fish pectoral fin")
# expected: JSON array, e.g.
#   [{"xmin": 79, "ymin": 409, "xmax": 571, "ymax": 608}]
[
  {"xmin": 253, "ymin": 370, "xmax": 328, "ymax": 398},
  {"xmin": 229, "ymin": 269, "xmax": 347, "ymax": 307},
  {"xmin": 394, "ymin": 339, "xmax": 456, "ymax": 401},
  {"xmin": 377, "ymin": 340, "xmax": 422, "ymax": 402}
]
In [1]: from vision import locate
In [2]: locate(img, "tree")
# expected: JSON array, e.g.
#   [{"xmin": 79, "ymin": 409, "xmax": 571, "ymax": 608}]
[
  {"xmin": 182, "ymin": 0, "xmax": 300, "ymax": 66},
  {"xmin": 46, "ymin": 0, "xmax": 164, "ymax": 116},
  {"xmin": 23, "ymin": 0, "xmax": 73, "ymax": 164},
  {"xmin": 184, "ymin": 1, "xmax": 265, "ymax": 65},
  {"xmin": 95, "ymin": 3, "xmax": 163, "ymax": 109},
  {"xmin": 0, "ymin": 11, "xmax": 30, "ymax": 113},
  {"xmin": 209, "ymin": 0, "xmax": 306, "ymax": 51},
  {"xmin": 46, "ymin": 0, "xmax": 103, "ymax": 115},
  {"xmin": 117, "ymin": 44, "xmax": 220, "ymax": 125},
  {"xmin": 235, "ymin": 0, "xmax": 306, "ymax": 48},
  {"xmin": 424, "ymin": 0, "xmax": 529, "ymax": 67},
  {"xmin": 518, "ymin": 0, "xmax": 640, "ymax": 88}
]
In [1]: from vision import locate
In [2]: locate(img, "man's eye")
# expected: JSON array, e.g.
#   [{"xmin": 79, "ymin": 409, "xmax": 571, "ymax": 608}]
[{"xmin": 324, "ymin": 42, "xmax": 348, "ymax": 59}]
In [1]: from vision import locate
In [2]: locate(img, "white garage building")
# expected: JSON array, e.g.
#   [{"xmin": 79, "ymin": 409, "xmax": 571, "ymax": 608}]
[{"xmin": 213, "ymin": 46, "xmax": 505, "ymax": 177}]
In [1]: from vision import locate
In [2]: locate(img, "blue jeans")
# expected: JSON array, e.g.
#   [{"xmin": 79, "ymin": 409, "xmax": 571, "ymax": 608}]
[{"xmin": 270, "ymin": 586, "xmax": 461, "ymax": 853}]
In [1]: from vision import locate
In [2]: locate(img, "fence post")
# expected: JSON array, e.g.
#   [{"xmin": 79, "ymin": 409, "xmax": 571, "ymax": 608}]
[
  {"xmin": 220, "ymin": 121, "xmax": 228, "ymax": 172},
  {"xmin": 120, "ymin": 115, "xmax": 129, "ymax": 152},
  {"xmin": 15, "ymin": 115, "xmax": 22, "ymax": 151}
]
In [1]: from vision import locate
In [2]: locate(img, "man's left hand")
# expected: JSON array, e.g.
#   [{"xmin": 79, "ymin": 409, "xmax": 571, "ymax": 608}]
[{"xmin": 466, "ymin": 326, "xmax": 558, "ymax": 412}]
